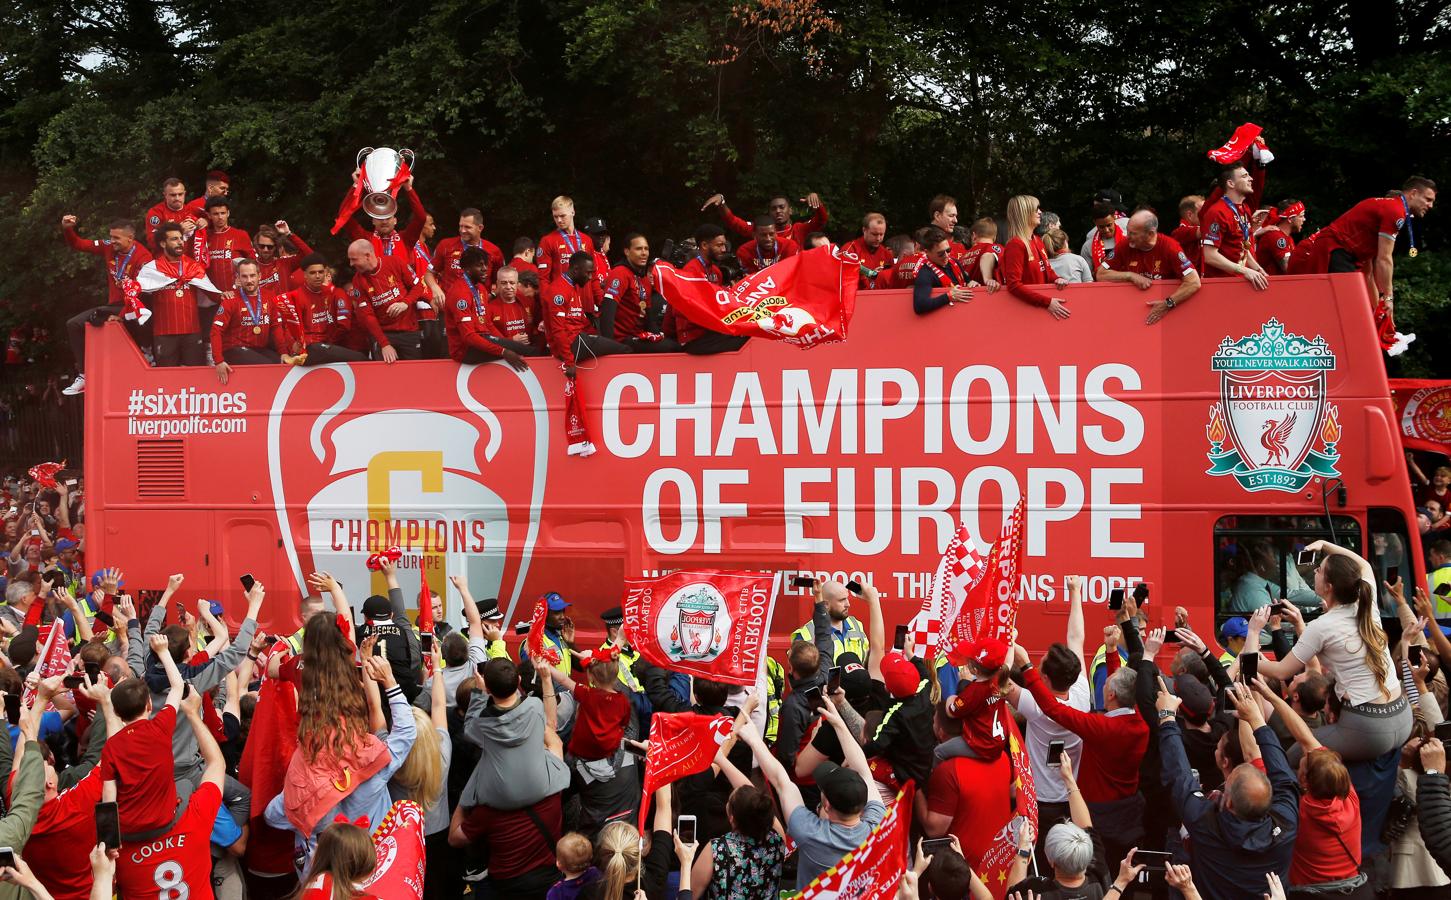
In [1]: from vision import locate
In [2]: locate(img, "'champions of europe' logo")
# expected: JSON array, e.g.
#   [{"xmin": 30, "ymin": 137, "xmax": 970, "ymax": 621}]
[{"xmin": 1205, "ymin": 318, "xmax": 1341, "ymax": 493}]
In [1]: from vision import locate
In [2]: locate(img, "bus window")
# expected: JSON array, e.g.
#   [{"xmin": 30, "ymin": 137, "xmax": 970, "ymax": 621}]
[
  {"xmin": 1213, "ymin": 516, "xmax": 1361, "ymax": 635},
  {"xmin": 1368, "ymin": 508, "xmax": 1414, "ymax": 617}
]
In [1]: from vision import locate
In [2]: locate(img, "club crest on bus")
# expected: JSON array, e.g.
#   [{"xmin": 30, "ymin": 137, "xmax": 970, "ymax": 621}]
[
  {"xmin": 661, "ymin": 584, "xmax": 730, "ymax": 661},
  {"xmin": 1205, "ymin": 318, "xmax": 1341, "ymax": 493}
]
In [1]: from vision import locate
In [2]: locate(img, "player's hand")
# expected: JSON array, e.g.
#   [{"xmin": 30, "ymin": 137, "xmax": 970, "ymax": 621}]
[
  {"xmin": 1048, "ymin": 298, "xmax": 1071, "ymax": 319},
  {"xmin": 1244, "ymin": 268, "xmax": 1269, "ymax": 291},
  {"xmin": 61, "ymin": 214, "xmax": 77, "ymax": 228},
  {"xmin": 1145, "ymin": 300, "xmax": 1171, "ymax": 324},
  {"xmin": 380, "ymin": 345, "xmax": 399, "ymax": 364},
  {"xmin": 1128, "ymin": 273, "xmax": 1153, "ymax": 291},
  {"xmin": 215, "ymin": 362, "xmax": 232, "ymax": 385},
  {"xmin": 385, "ymin": 301, "xmax": 408, "ymax": 318},
  {"xmin": 502, "ymin": 349, "xmax": 528, "ymax": 372},
  {"xmin": 803, "ymin": 192, "xmax": 822, "ymax": 209},
  {"xmin": 274, "ymin": 219, "xmax": 291, "ymax": 236},
  {"xmin": 701, "ymin": 194, "xmax": 725, "ymax": 211}
]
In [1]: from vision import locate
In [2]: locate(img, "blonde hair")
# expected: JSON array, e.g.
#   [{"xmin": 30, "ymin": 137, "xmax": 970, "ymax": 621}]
[
  {"xmin": 551, "ymin": 195, "xmax": 575, "ymax": 212},
  {"xmin": 1042, "ymin": 228, "xmax": 1069, "ymax": 255},
  {"xmin": 595, "ymin": 821, "xmax": 642, "ymax": 899},
  {"xmin": 1005, "ymin": 195, "xmax": 1040, "ymax": 244},
  {"xmin": 588, "ymin": 658, "xmax": 620, "ymax": 689},
  {"xmin": 392, "ymin": 708, "xmax": 444, "ymax": 810}
]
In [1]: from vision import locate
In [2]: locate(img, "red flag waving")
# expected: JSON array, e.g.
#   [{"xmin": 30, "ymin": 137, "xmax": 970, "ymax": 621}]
[
  {"xmin": 975, "ymin": 717, "xmax": 1039, "ymax": 899},
  {"xmin": 23, "ymin": 623, "xmax": 74, "ymax": 710},
  {"xmin": 622, "ymin": 570, "xmax": 779, "ymax": 686},
  {"xmin": 918, "ymin": 521, "xmax": 989, "ymax": 660},
  {"xmin": 1390, "ymin": 379, "xmax": 1451, "ymax": 458},
  {"xmin": 526, "ymin": 595, "xmax": 561, "ymax": 667},
  {"xmin": 358, "ymin": 800, "xmax": 426, "ymax": 900},
  {"xmin": 953, "ymin": 498, "xmax": 1027, "ymax": 647},
  {"xmin": 638, "ymin": 712, "xmax": 732, "ymax": 831},
  {"xmin": 795, "ymin": 783, "xmax": 915, "ymax": 900},
  {"xmin": 27, "ymin": 461, "xmax": 65, "ymax": 489},
  {"xmin": 652, "ymin": 245, "xmax": 857, "ymax": 348}
]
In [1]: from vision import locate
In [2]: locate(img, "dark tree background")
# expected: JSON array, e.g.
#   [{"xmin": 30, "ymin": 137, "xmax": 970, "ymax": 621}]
[{"xmin": 2, "ymin": 0, "xmax": 1450, "ymax": 387}]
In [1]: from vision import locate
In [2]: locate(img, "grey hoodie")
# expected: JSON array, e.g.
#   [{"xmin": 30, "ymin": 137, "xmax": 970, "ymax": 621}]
[{"xmin": 460, "ymin": 691, "xmax": 570, "ymax": 810}]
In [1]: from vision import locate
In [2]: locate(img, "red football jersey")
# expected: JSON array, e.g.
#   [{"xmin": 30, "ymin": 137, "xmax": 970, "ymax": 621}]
[
  {"xmin": 894, "ymin": 251, "xmax": 926, "ymax": 288},
  {"xmin": 603, "ymin": 264, "xmax": 652, "ymax": 340},
  {"xmin": 62, "ymin": 227, "xmax": 153, "ymax": 305},
  {"xmin": 443, "ymin": 276, "xmax": 506, "ymax": 363},
  {"xmin": 487, "ymin": 295, "xmax": 536, "ymax": 346},
  {"xmin": 432, "ymin": 237, "xmax": 506, "ymax": 288},
  {"xmin": 278, "ymin": 284, "xmax": 347, "ymax": 347},
  {"xmin": 115, "ymin": 781, "xmax": 221, "ymax": 900},
  {"xmin": 735, "ymin": 236, "xmax": 800, "ymax": 275},
  {"xmin": 1198, "ymin": 197, "xmax": 1253, "ymax": 275},
  {"xmin": 210, "ymin": 290, "xmax": 288, "ymax": 360},
  {"xmin": 535, "ymin": 230, "xmax": 595, "ymax": 286},
  {"xmin": 664, "ymin": 256, "xmax": 722, "ymax": 346},
  {"xmin": 347, "ymin": 255, "xmax": 426, "ymax": 334},
  {"xmin": 1323, "ymin": 196, "xmax": 1408, "ymax": 262},
  {"xmin": 141, "ymin": 257, "xmax": 209, "ymax": 336},
  {"xmin": 958, "ymin": 241, "xmax": 1003, "ymax": 285},
  {"xmin": 142, "ymin": 201, "xmax": 201, "ymax": 250},
  {"xmin": 191, "ymin": 226, "xmax": 255, "ymax": 299},
  {"xmin": 842, "ymin": 237, "xmax": 896, "ymax": 289},
  {"xmin": 1170, "ymin": 221, "xmax": 1202, "ymax": 270},
  {"xmin": 1255, "ymin": 229, "xmax": 1295, "ymax": 273},
  {"xmin": 1106, "ymin": 233, "xmax": 1193, "ymax": 279},
  {"xmin": 542, "ymin": 274, "xmax": 597, "ymax": 365}
]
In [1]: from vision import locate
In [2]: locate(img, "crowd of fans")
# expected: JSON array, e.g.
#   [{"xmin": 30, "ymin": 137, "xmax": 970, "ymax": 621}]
[
  {"xmin": 56, "ymin": 153, "xmax": 1436, "ymax": 394},
  {"xmin": 2, "ymin": 449, "xmax": 1451, "ymax": 900}
]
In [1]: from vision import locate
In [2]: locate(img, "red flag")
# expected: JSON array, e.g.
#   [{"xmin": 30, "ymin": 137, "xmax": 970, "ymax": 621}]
[
  {"xmin": 526, "ymin": 595, "xmax": 561, "ymax": 667},
  {"xmin": 651, "ymin": 245, "xmax": 857, "ymax": 348},
  {"xmin": 1390, "ymin": 379, "xmax": 1451, "ymax": 457},
  {"xmin": 1206, "ymin": 122, "xmax": 1262, "ymax": 164},
  {"xmin": 416, "ymin": 578, "xmax": 435, "ymax": 678},
  {"xmin": 23, "ymin": 623, "xmax": 73, "ymax": 710},
  {"xmin": 795, "ymin": 783, "xmax": 914, "ymax": 900},
  {"xmin": 359, "ymin": 800, "xmax": 426, "ymax": 900},
  {"xmin": 26, "ymin": 461, "xmax": 65, "ymax": 489},
  {"xmin": 622, "ymin": 570, "xmax": 779, "ymax": 686},
  {"xmin": 918, "ymin": 521, "xmax": 989, "ymax": 659},
  {"xmin": 238, "ymin": 673, "xmax": 301, "ymax": 876},
  {"xmin": 956, "ymin": 498, "xmax": 1027, "ymax": 647},
  {"xmin": 637, "ymin": 712, "xmax": 732, "ymax": 831}
]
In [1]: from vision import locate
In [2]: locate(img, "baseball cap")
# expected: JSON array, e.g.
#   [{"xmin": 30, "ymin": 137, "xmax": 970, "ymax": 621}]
[
  {"xmin": 835, "ymin": 651, "xmax": 872, "ymax": 704},
  {"xmin": 1094, "ymin": 188, "xmax": 1125, "ymax": 210},
  {"xmin": 543, "ymin": 592, "xmax": 571, "ymax": 613},
  {"xmin": 476, "ymin": 598, "xmax": 505, "ymax": 622},
  {"xmin": 880, "ymin": 651, "xmax": 921, "ymax": 698},
  {"xmin": 947, "ymin": 636, "xmax": 1009, "ymax": 671},
  {"xmin": 580, "ymin": 217, "xmax": 608, "ymax": 235},
  {"xmin": 1221, "ymin": 617, "xmax": 1250, "ymax": 640},
  {"xmin": 54, "ymin": 538, "xmax": 77, "ymax": 553},
  {"xmin": 601, "ymin": 606, "xmax": 624, "ymax": 627},
  {"xmin": 812, "ymin": 761, "xmax": 868, "ymax": 814},
  {"xmin": 361, "ymin": 594, "xmax": 392, "ymax": 620},
  {"xmin": 1174, "ymin": 674, "xmax": 1213, "ymax": 724}
]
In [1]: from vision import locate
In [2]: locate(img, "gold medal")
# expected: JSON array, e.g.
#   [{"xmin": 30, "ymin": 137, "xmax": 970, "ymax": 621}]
[
  {"xmin": 1410, "ymin": 248, "xmax": 1419, "ymax": 258},
  {"xmin": 175, "ymin": 288, "xmax": 185, "ymax": 297},
  {"xmin": 252, "ymin": 325, "xmax": 263, "ymax": 334}
]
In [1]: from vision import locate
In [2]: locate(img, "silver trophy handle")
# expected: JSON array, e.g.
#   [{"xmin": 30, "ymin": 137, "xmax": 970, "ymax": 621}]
[
  {"xmin": 400, "ymin": 148, "xmax": 416, "ymax": 171},
  {"xmin": 356, "ymin": 147, "xmax": 375, "ymax": 168}
]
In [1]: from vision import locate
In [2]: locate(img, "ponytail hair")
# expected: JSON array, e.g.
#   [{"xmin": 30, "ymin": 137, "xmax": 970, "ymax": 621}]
[
  {"xmin": 595, "ymin": 821, "xmax": 641, "ymax": 900},
  {"xmin": 1323, "ymin": 554, "xmax": 1391, "ymax": 697}
]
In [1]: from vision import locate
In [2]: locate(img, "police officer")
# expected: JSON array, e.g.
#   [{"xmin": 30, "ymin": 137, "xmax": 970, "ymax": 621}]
[
  {"xmin": 281, "ymin": 592, "xmax": 327, "ymax": 656},
  {"xmin": 790, "ymin": 579, "xmax": 869, "ymax": 663},
  {"xmin": 600, "ymin": 606, "xmax": 642, "ymax": 692}
]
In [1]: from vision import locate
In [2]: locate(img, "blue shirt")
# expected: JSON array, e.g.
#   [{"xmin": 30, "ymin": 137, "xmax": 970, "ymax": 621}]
[{"xmin": 8, "ymin": 711, "xmax": 63, "ymax": 748}]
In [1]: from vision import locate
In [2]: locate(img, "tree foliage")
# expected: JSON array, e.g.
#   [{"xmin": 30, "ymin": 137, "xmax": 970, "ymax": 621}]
[{"xmin": 1, "ymin": 0, "xmax": 1449, "ymax": 377}]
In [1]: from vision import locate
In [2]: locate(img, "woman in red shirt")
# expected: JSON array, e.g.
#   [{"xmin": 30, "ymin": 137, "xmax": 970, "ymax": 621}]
[{"xmin": 1000, "ymin": 194, "xmax": 1072, "ymax": 319}]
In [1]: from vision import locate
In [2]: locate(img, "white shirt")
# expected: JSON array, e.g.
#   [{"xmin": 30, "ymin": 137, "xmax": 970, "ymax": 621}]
[
  {"xmin": 1015, "ymin": 672, "xmax": 1090, "ymax": 803},
  {"xmin": 1291, "ymin": 579, "xmax": 1399, "ymax": 706}
]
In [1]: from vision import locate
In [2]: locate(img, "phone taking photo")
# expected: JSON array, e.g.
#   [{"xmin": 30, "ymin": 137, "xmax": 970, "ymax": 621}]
[
  {"xmin": 827, "ymin": 666, "xmax": 842, "ymax": 694},
  {"xmin": 792, "ymin": 575, "xmax": 815, "ymax": 590},
  {"xmin": 420, "ymin": 633, "xmax": 434, "ymax": 653},
  {"xmin": 1134, "ymin": 849, "xmax": 1173, "ymax": 871},
  {"xmin": 1047, "ymin": 739, "xmax": 1065, "ymax": 766},
  {"xmin": 1133, "ymin": 582, "xmax": 1150, "ymax": 604},
  {"xmin": 893, "ymin": 624, "xmax": 909, "ymax": 651},
  {"xmin": 1108, "ymin": 588, "xmax": 1125, "ymax": 611},
  {"xmin": 1410, "ymin": 644, "xmax": 1425, "ymax": 667},
  {"xmin": 802, "ymin": 685, "xmax": 825, "ymax": 711},
  {"xmin": 239, "ymin": 573, "xmax": 256, "ymax": 593},
  {"xmin": 846, "ymin": 579, "xmax": 863, "ymax": 596},
  {"xmin": 676, "ymin": 815, "xmax": 697, "ymax": 845},
  {"xmin": 95, "ymin": 801, "xmax": 120, "ymax": 852},
  {"xmin": 1240, "ymin": 652, "xmax": 1259, "ymax": 683},
  {"xmin": 1297, "ymin": 549, "xmax": 1317, "ymax": 567}
]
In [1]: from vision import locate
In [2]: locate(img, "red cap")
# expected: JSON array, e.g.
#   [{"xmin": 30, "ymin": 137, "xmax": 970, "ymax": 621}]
[
  {"xmin": 206, "ymin": 169, "xmax": 230, "ymax": 185},
  {"xmin": 948, "ymin": 636, "xmax": 1009, "ymax": 671},
  {"xmin": 880, "ymin": 651, "xmax": 921, "ymax": 698}
]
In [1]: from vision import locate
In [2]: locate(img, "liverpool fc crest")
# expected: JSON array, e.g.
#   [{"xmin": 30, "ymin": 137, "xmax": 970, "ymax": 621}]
[{"xmin": 1205, "ymin": 318, "xmax": 1341, "ymax": 493}]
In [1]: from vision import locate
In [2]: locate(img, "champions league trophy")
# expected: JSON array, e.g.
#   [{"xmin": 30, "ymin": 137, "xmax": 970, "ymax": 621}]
[{"xmin": 356, "ymin": 147, "xmax": 416, "ymax": 219}]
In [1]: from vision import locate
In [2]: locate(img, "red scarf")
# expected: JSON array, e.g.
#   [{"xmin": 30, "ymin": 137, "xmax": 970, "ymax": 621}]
[
  {"xmin": 565, "ymin": 374, "xmax": 596, "ymax": 457},
  {"xmin": 1090, "ymin": 222, "xmax": 1126, "ymax": 270},
  {"xmin": 920, "ymin": 257, "xmax": 965, "ymax": 288}
]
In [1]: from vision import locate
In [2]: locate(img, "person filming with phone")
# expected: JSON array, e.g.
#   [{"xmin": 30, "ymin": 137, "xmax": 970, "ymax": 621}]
[{"xmin": 1243, "ymin": 541, "xmax": 1412, "ymax": 763}]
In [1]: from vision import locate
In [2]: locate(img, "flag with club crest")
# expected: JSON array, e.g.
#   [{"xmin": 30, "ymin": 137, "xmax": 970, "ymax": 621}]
[
  {"xmin": 959, "ymin": 497, "xmax": 1028, "ymax": 647},
  {"xmin": 914, "ymin": 521, "xmax": 988, "ymax": 659},
  {"xmin": 23, "ymin": 622, "xmax": 74, "ymax": 710},
  {"xmin": 792, "ymin": 783, "xmax": 914, "ymax": 899}
]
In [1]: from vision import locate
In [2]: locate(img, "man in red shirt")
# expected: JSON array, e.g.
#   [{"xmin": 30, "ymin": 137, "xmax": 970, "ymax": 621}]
[
  {"xmin": 736, "ymin": 219, "xmax": 800, "ymax": 275},
  {"xmin": 927, "ymin": 194, "xmax": 968, "ymax": 256},
  {"xmin": 959, "ymin": 217, "xmax": 1003, "ymax": 289},
  {"xmin": 211, "ymin": 259, "xmax": 289, "ymax": 383},
  {"xmin": 536, "ymin": 196, "xmax": 595, "ymax": 286},
  {"xmin": 486, "ymin": 266, "xmax": 547, "ymax": 356},
  {"xmin": 115, "ymin": 688, "xmax": 227, "ymax": 900},
  {"xmin": 1199, "ymin": 165, "xmax": 1269, "ymax": 289},
  {"xmin": 843, "ymin": 213, "xmax": 895, "ymax": 290},
  {"xmin": 345, "ymin": 240, "xmax": 427, "ymax": 361},
  {"xmin": 1095, "ymin": 211, "xmax": 1202, "ymax": 325},
  {"xmin": 135, "ymin": 222, "xmax": 218, "ymax": 367},
  {"xmin": 543, "ymin": 252, "xmax": 632, "ymax": 376},
  {"xmin": 60, "ymin": 214, "xmax": 153, "ymax": 394},
  {"xmin": 444, "ymin": 248, "xmax": 529, "ymax": 370},
  {"xmin": 1171, "ymin": 194, "xmax": 1206, "ymax": 271},
  {"xmin": 509, "ymin": 237, "xmax": 536, "ymax": 275},
  {"xmin": 1289, "ymin": 177, "xmax": 1436, "ymax": 304},
  {"xmin": 253, "ymin": 221, "xmax": 313, "ymax": 300},
  {"xmin": 343, "ymin": 175, "xmax": 429, "ymax": 261},
  {"xmin": 601, "ymin": 233, "xmax": 676, "ymax": 351},
  {"xmin": 1255, "ymin": 200, "xmax": 1305, "ymax": 274},
  {"xmin": 142, "ymin": 178, "xmax": 203, "ymax": 250},
  {"xmin": 192, "ymin": 195, "xmax": 255, "ymax": 329},
  {"xmin": 664, "ymin": 225, "xmax": 749, "ymax": 356},
  {"xmin": 702, "ymin": 191, "xmax": 828, "ymax": 246},
  {"xmin": 431, "ymin": 207, "xmax": 506, "ymax": 290},
  {"xmin": 277, "ymin": 253, "xmax": 368, "ymax": 366},
  {"xmin": 892, "ymin": 231, "xmax": 925, "ymax": 287}
]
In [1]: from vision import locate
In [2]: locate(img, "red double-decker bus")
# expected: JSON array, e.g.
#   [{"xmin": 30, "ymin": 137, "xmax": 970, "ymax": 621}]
[{"xmin": 84, "ymin": 274, "xmax": 1421, "ymax": 648}]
